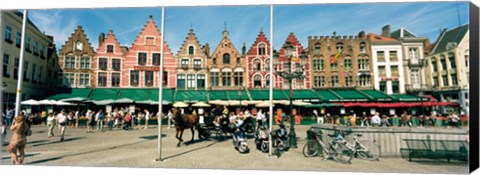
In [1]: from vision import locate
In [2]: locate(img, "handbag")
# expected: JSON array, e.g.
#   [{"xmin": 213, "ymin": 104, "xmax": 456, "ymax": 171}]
[{"xmin": 25, "ymin": 128, "xmax": 32, "ymax": 136}]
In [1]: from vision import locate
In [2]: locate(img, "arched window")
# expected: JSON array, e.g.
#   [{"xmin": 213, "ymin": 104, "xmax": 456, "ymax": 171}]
[
  {"xmin": 223, "ymin": 53, "xmax": 230, "ymax": 64},
  {"xmin": 188, "ymin": 46, "xmax": 194, "ymax": 55},
  {"xmin": 253, "ymin": 59, "xmax": 262, "ymax": 71},
  {"xmin": 314, "ymin": 43, "xmax": 321, "ymax": 53},
  {"xmin": 258, "ymin": 43, "xmax": 266, "ymax": 55},
  {"xmin": 336, "ymin": 42, "xmax": 344, "ymax": 52},
  {"xmin": 254, "ymin": 74, "xmax": 262, "ymax": 87},
  {"xmin": 265, "ymin": 59, "xmax": 270, "ymax": 71},
  {"xmin": 265, "ymin": 74, "xmax": 271, "ymax": 87},
  {"xmin": 359, "ymin": 42, "xmax": 366, "ymax": 53},
  {"xmin": 236, "ymin": 57, "xmax": 241, "ymax": 64}
]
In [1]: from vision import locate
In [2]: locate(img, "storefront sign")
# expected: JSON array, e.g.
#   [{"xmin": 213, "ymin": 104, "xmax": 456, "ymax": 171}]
[{"xmin": 134, "ymin": 66, "xmax": 160, "ymax": 71}]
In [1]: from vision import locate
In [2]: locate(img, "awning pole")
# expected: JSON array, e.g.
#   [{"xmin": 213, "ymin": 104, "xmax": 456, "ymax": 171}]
[
  {"xmin": 156, "ymin": 6, "xmax": 165, "ymax": 162},
  {"xmin": 14, "ymin": 10, "xmax": 28, "ymax": 117}
]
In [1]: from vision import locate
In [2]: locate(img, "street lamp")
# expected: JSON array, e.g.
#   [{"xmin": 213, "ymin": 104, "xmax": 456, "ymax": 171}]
[{"xmin": 273, "ymin": 41, "xmax": 308, "ymax": 148}]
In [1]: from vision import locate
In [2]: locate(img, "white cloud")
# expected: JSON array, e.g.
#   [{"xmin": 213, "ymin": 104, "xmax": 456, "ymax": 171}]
[{"xmin": 29, "ymin": 10, "xmax": 78, "ymax": 50}]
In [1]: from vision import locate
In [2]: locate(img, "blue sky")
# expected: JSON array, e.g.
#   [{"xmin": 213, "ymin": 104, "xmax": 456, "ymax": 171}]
[{"xmin": 28, "ymin": 2, "xmax": 469, "ymax": 53}]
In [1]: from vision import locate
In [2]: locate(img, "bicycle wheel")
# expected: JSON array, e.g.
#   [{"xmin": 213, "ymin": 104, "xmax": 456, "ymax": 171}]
[
  {"xmin": 330, "ymin": 142, "xmax": 354, "ymax": 164},
  {"xmin": 302, "ymin": 140, "xmax": 320, "ymax": 157},
  {"xmin": 356, "ymin": 140, "xmax": 381, "ymax": 161}
]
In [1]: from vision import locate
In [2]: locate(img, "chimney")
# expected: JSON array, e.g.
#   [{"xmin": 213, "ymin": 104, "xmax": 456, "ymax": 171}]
[
  {"xmin": 99, "ymin": 32, "xmax": 105, "ymax": 48},
  {"xmin": 242, "ymin": 43, "xmax": 246, "ymax": 56},
  {"xmin": 381, "ymin": 25, "xmax": 390, "ymax": 37},
  {"xmin": 204, "ymin": 43, "xmax": 210, "ymax": 57}
]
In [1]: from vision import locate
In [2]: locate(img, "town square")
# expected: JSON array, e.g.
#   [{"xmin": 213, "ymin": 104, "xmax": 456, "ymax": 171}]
[{"xmin": 0, "ymin": 1, "xmax": 475, "ymax": 175}]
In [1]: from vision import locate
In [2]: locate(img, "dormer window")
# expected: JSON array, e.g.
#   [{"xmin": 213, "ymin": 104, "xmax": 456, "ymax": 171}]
[
  {"xmin": 107, "ymin": 45, "xmax": 114, "ymax": 53},
  {"xmin": 188, "ymin": 46, "xmax": 194, "ymax": 55},
  {"xmin": 258, "ymin": 43, "xmax": 266, "ymax": 55}
]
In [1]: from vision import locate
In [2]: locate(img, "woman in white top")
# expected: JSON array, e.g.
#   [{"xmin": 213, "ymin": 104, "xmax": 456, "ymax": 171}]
[
  {"xmin": 256, "ymin": 109, "xmax": 265, "ymax": 130},
  {"xmin": 46, "ymin": 112, "xmax": 56, "ymax": 138}
]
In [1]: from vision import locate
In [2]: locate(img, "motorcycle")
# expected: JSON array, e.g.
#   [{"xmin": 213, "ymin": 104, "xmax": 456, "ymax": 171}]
[
  {"xmin": 255, "ymin": 125, "xmax": 269, "ymax": 153},
  {"xmin": 272, "ymin": 124, "xmax": 289, "ymax": 152},
  {"xmin": 232, "ymin": 126, "xmax": 249, "ymax": 154}
]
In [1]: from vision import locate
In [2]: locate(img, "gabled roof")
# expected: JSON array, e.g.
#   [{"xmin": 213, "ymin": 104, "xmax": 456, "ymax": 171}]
[
  {"xmin": 247, "ymin": 29, "xmax": 270, "ymax": 55},
  {"xmin": 390, "ymin": 28, "xmax": 417, "ymax": 39},
  {"xmin": 278, "ymin": 32, "xmax": 304, "ymax": 57},
  {"xmin": 367, "ymin": 33, "xmax": 398, "ymax": 42},
  {"xmin": 96, "ymin": 30, "xmax": 123, "ymax": 54},
  {"xmin": 176, "ymin": 28, "xmax": 207, "ymax": 57},
  {"xmin": 431, "ymin": 24, "xmax": 469, "ymax": 55},
  {"xmin": 59, "ymin": 26, "xmax": 95, "ymax": 55}
]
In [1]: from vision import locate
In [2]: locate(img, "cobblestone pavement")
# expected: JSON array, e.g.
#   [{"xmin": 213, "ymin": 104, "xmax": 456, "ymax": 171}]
[{"xmin": 0, "ymin": 124, "xmax": 468, "ymax": 174}]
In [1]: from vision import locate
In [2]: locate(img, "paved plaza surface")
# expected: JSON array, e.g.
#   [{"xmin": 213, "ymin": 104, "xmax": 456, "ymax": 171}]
[{"xmin": 0, "ymin": 124, "xmax": 468, "ymax": 174}]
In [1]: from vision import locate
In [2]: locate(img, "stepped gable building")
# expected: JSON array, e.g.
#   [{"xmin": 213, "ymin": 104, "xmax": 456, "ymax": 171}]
[
  {"xmin": 92, "ymin": 30, "xmax": 125, "ymax": 88},
  {"xmin": 308, "ymin": 32, "xmax": 372, "ymax": 89},
  {"xmin": 58, "ymin": 25, "xmax": 95, "ymax": 88},
  {"xmin": 175, "ymin": 28, "xmax": 209, "ymax": 90},
  {"xmin": 367, "ymin": 32, "xmax": 405, "ymax": 94},
  {"xmin": 386, "ymin": 25, "xmax": 428, "ymax": 95},
  {"xmin": 122, "ymin": 15, "xmax": 175, "ymax": 88},
  {"xmin": 246, "ymin": 28, "xmax": 271, "ymax": 89},
  {"xmin": 274, "ymin": 32, "xmax": 311, "ymax": 89},
  {"xmin": 424, "ymin": 24, "xmax": 469, "ymax": 114},
  {"xmin": 207, "ymin": 25, "xmax": 246, "ymax": 89}
]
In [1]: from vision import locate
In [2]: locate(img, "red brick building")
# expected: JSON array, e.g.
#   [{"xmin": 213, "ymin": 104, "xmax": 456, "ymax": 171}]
[
  {"xmin": 246, "ymin": 29, "xmax": 272, "ymax": 89},
  {"xmin": 274, "ymin": 33, "xmax": 311, "ymax": 89},
  {"xmin": 92, "ymin": 30, "xmax": 126, "ymax": 88},
  {"xmin": 121, "ymin": 16, "xmax": 175, "ymax": 88}
]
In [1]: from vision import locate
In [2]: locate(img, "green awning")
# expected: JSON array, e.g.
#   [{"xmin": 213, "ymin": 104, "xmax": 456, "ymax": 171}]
[
  {"xmin": 248, "ymin": 90, "xmax": 289, "ymax": 100},
  {"xmin": 89, "ymin": 88, "xmax": 119, "ymax": 101},
  {"xmin": 175, "ymin": 90, "xmax": 207, "ymax": 102},
  {"xmin": 331, "ymin": 89, "xmax": 370, "ymax": 101},
  {"xmin": 359, "ymin": 89, "xmax": 393, "ymax": 101},
  {"xmin": 118, "ymin": 88, "xmax": 147, "ymax": 101},
  {"xmin": 305, "ymin": 103, "xmax": 340, "ymax": 108},
  {"xmin": 315, "ymin": 90, "xmax": 341, "ymax": 102},
  {"xmin": 281, "ymin": 89, "xmax": 321, "ymax": 101},
  {"xmin": 226, "ymin": 90, "xmax": 250, "ymax": 100},
  {"xmin": 147, "ymin": 88, "xmax": 174, "ymax": 103},
  {"xmin": 390, "ymin": 94, "xmax": 427, "ymax": 101},
  {"xmin": 48, "ymin": 88, "xmax": 92, "ymax": 101},
  {"xmin": 209, "ymin": 90, "xmax": 229, "ymax": 101}
]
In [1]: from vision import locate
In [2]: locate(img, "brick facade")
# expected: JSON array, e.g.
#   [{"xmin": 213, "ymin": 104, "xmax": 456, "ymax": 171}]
[
  {"xmin": 274, "ymin": 33, "xmax": 311, "ymax": 89},
  {"xmin": 58, "ymin": 26, "xmax": 95, "ymax": 88},
  {"xmin": 175, "ymin": 29, "xmax": 209, "ymax": 90},
  {"xmin": 246, "ymin": 29, "xmax": 271, "ymax": 89},
  {"xmin": 92, "ymin": 30, "xmax": 125, "ymax": 88},
  {"xmin": 121, "ymin": 16, "xmax": 175, "ymax": 88},
  {"xmin": 308, "ymin": 33, "xmax": 373, "ymax": 89},
  {"xmin": 207, "ymin": 28, "xmax": 246, "ymax": 90}
]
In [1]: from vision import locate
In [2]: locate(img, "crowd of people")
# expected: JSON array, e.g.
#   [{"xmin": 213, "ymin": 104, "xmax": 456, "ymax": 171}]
[{"xmin": 314, "ymin": 110, "xmax": 465, "ymax": 128}]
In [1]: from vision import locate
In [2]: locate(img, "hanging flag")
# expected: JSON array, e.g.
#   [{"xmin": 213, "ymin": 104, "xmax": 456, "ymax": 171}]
[{"xmin": 330, "ymin": 50, "xmax": 342, "ymax": 64}]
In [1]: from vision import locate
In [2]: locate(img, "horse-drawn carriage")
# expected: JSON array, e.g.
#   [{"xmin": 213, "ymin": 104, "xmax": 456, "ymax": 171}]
[{"xmin": 197, "ymin": 114, "xmax": 256, "ymax": 140}]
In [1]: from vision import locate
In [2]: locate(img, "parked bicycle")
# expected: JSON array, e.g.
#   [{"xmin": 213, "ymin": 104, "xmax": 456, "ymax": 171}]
[
  {"xmin": 302, "ymin": 129, "xmax": 354, "ymax": 164},
  {"xmin": 334, "ymin": 130, "xmax": 381, "ymax": 161}
]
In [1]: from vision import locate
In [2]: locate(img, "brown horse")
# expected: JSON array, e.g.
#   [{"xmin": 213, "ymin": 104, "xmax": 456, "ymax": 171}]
[{"xmin": 172, "ymin": 108, "xmax": 200, "ymax": 147}]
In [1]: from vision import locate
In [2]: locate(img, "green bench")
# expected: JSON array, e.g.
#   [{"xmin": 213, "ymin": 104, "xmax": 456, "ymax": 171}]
[{"xmin": 400, "ymin": 139, "xmax": 468, "ymax": 162}]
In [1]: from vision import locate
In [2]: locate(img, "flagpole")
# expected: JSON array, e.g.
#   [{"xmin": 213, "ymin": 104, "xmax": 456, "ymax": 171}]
[
  {"xmin": 268, "ymin": 4, "xmax": 274, "ymax": 157},
  {"xmin": 14, "ymin": 10, "xmax": 28, "ymax": 118},
  {"xmin": 156, "ymin": 6, "xmax": 165, "ymax": 162}
]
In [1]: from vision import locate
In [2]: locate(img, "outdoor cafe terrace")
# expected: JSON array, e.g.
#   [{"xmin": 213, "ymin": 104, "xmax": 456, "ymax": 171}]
[{"xmin": 44, "ymin": 88, "xmax": 459, "ymax": 108}]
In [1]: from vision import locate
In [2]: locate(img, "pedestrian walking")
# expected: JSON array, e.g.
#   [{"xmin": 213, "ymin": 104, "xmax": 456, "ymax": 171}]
[
  {"xmin": 6, "ymin": 114, "xmax": 30, "ymax": 164},
  {"xmin": 75, "ymin": 109, "xmax": 80, "ymax": 128},
  {"xmin": 167, "ymin": 110, "xmax": 174, "ymax": 128},
  {"xmin": 256, "ymin": 109, "xmax": 265, "ymax": 131},
  {"xmin": 106, "ymin": 112, "xmax": 113, "ymax": 130},
  {"xmin": 96, "ymin": 110, "xmax": 105, "ymax": 131},
  {"xmin": 46, "ymin": 112, "xmax": 56, "ymax": 138},
  {"xmin": 86, "ymin": 110, "xmax": 95, "ymax": 133},
  {"xmin": 5, "ymin": 108, "xmax": 13, "ymax": 127},
  {"xmin": 451, "ymin": 112, "xmax": 460, "ymax": 128},
  {"xmin": 144, "ymin": 109, "xmax": 150, "ymax": 129},
  {"xmin": 67, "ymin": 111, "xmax": 74, "ymax": 127},
  {"xmin": 56, "ymin": 110, "xmax": 67, "ymax": 142}
]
